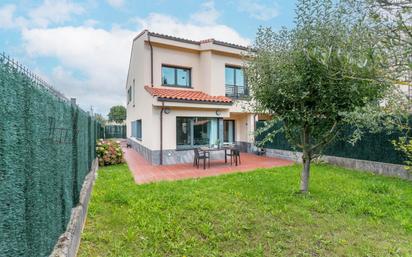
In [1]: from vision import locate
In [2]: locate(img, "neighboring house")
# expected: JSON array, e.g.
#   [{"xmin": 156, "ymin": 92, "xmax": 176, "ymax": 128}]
[{"xmin": 126, "ymin": 30, "xmax": 265, "ymax": 165}]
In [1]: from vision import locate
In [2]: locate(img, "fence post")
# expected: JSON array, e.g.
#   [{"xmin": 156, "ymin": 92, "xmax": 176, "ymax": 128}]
[
  {"xmin": 71, "ymin": 103, "xmax": 79, "ymax": 204},
  {"xmin": 88, "ymin": 116, "xmax": 92, "ymax": 170}
]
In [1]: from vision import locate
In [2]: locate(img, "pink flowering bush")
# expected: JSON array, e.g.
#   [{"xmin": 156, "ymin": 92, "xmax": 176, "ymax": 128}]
[{"xmin": 96, "ymin": 139, "xmax": 124, "ymax": 166}]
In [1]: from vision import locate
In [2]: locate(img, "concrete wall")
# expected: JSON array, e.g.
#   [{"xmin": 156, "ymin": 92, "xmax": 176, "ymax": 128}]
[{"xmin": 265, "ymin": 148, "xmax": 412, "ymax": 181}]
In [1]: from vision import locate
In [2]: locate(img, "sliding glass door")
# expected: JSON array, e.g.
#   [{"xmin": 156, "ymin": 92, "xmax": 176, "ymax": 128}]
[
  {"xmin": 176, "ymin": 117, "xmax": 219, "ymax": 149},
  {"xmin": 223, "ymin": 120, "xmax": 235, "ymax": 143},
  {"xmin": 176, "ymin": 117, "xmax": 191, "ymax": 147}
]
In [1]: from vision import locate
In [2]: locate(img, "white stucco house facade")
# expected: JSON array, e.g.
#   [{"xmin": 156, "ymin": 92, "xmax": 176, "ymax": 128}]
[{"xmin": 126, "ymin": 30, "xmax": 266, "ymax": 165}]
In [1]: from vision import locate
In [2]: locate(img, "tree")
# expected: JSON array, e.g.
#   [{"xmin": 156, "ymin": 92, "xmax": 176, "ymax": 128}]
[
  {"xmin": 246, "ymin": 0, "xmax": 391, "ymax": 193},
  {"xmin": 108, "ymin": 105, "xmax": 126, "ymax": 124},
  {"xmin": 366, "ymin": 0, "xmax": 412, "ymax": 168},
  {"xmin": 95, "ymin": 113, "xmax": 107, "ymax": 126},
  {"xmin": 368, "ymin": 0, "xmax": 411, "ymax": 81},
  {"xmin": 337, "ymin": 1, "xmax": 412, "ymax": 168}
]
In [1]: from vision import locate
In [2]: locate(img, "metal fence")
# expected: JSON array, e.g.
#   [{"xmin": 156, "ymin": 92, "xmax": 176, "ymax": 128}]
[
  {"xmin": 0, "ymin": 52, "xmax": 101, "ymax": 256},
  {"xmin": 104, "ymin": 125, "xmax": 126, "ymax": 139},
  {"xmin": 256, "ymin": 121, "xmax": 406, "ymax": 165}
]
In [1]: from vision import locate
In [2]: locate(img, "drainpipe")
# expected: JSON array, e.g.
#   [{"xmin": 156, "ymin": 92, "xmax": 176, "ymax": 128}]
[
  {"xmin": 148, "ymin": 32, "xmax": 154, "ymax": 87},
  {"xmin": 160, "ymin": 101, "xmax": 165, "ymax": 165}
]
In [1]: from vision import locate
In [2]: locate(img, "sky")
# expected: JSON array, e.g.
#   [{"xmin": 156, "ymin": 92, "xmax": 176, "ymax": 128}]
[{"xmin": 0, "ymin": 0, "xmax": 297, "ymax": 116}]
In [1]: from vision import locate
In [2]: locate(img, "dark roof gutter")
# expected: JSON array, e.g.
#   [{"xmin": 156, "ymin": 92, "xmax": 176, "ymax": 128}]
[
  {"xmin": 132, "ymin": 30, "xmax": 249, "ymax": 51},
  {"xmin": 157, "ymin": 97, "xmax": 233, "ymax": 105}
]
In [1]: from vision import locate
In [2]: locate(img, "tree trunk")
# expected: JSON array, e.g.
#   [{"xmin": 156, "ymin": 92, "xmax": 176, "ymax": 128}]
[
  {"xmin": 300, "ymin": 152, "xmax": 311, "ymax": 193},
  {"xmin": 300, "ymin": 125, "xmax": 311, "ymax": 193}
]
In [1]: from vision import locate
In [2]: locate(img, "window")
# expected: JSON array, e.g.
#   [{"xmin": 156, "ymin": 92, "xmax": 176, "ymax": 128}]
[
  {"xmin": 127, "ymin": 87, "xmax": 132, "ymax": 104},
  {"xmin": 131, "ymin": 119, "xmax": 142, "ymax": 140},
  {"xmin": 162, "ymin": 65, "xmax": 191, "ymax": 87},
  {"xmin": 176, "ymin": 117, "xmax": 219, "ymax": 149},
  {"xmin": 132, "ymin": 79, "xmax": 135, "ymax": 105},
  {"xmin": 223, "ymin": 120, "xmax": 235, "ymax": 143},
  {"xmin": 225, "ymin": 66, "xmax": 247, "ymax": 98}
]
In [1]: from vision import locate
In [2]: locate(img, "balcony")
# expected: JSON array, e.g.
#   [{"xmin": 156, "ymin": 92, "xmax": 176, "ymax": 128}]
[{"xmin": 225, "ymin": 84, "xmax": 249, "ymax": 99}]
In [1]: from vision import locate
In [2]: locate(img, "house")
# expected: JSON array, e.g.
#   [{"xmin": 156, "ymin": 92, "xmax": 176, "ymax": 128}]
[{"xmin": 126, "ymin": 30, "xmax": 265, "ymax": 165}]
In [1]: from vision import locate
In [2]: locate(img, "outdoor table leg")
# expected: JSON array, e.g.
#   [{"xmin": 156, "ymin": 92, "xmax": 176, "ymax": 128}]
[
  {"xmin": 203, "ymin": 150, "xmax": 208, "ymax": 170},
  {"xmin": 224, "ymin": 149, "xmax": 227, "ymax": 163}
]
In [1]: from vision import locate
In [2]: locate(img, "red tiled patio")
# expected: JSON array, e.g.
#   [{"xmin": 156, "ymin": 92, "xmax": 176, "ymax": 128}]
[{"xmin": 123, "ymin": 146, "xmax": 294, "ymax": 184}]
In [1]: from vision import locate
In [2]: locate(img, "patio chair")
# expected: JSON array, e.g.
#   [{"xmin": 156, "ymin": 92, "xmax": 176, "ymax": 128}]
[
  {"xmin": 226, "ymin": 148, "xmax": 241, "ymax": 166},
  {"xmin": 193, "ymin": 148, "xmax": 210, "ymax": 169}
]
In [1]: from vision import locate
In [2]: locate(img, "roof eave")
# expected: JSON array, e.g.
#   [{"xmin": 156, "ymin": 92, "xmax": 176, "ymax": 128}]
[{"xmin": 157, "ymin": 97, "xmax": 233, "ymax": 105}]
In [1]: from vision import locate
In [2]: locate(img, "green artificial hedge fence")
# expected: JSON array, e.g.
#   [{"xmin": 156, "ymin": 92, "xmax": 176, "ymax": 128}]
[
  {"xmin": 0, "ymin": 53, "xmax": 101, "ymax": 256},
  {"xmin": 256, "ymin": 120, "xmax": 406, "ymax": 165}
]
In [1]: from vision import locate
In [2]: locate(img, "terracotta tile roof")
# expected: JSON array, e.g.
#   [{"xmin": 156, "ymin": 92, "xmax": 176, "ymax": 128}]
[{"xmin": 144, "ymin": 86, "xmax": 232, "ymax": 104}]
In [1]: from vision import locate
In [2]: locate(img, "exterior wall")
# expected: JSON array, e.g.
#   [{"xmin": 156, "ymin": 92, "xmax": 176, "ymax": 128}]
[
  {"xmin": 151, "ymin": 107, "xmax": 230, "ymax": 151},
  {"xmin": 209, "ymin": 53, "xmax": 244, "ymax": 96},
  {"xmin": 150, "ymin": 41, "xmax": 246, "ymax": 97},
  {"xmin": 125, "ymin": 33, "xmax": 156, "ymax": 150},
  {"xmin": 227, "ymin": 113, "xmax": 255, "ymax": 144},
  {"xmin": 152, "ymin": 46, "xmax": 204, "ymax": 91},
  {"xmin": 126, "ymin": 31, "xmax": 256, "ymax": 164}
]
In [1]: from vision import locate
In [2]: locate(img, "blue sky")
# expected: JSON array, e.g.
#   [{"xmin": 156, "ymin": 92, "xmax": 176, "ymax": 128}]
[{"xmin": 0, "ymin": 0, "xmax": 297, "ymax": 115}]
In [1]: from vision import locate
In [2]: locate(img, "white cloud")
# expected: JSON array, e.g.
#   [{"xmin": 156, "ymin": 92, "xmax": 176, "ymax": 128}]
[
  {"xmin": 28, "ymin": 0, "xmax": 84, "ymax": 27},
  {"xmin": 83, "ymin": 19, "xmax": 99, "ymax": 27},
  {"xmin": 51, "ymin": 66, "xmax": 124, "ymax": 114},
  {"xmin": 238, "ymin": 0, "xmax": 279, "ymax": 21},
  {"xmin": 135, "ymin": 13, "xmax": 250, "ymax": 46},
  {"xmin": 190, "ymin": 0, "xmax": 219, "ymax": 25},
  {"xmin": 0, "ymin": 4, "xmax": 17, "ymax": 29},
  {"xmin": 22, "ymin": 26, "xmax": 134, "ymax": 114},
  {"xmin": 18, "ymin": 0, "xmax": 250, "ymax": 114},
  {"xmin": 106, "ymin": 0, "xmax": 124, "ymax": 8}
]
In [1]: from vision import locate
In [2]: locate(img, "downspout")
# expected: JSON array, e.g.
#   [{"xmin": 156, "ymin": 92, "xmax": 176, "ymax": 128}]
[
  {"xmin": 147, "ymin": 32, "xmax": 154, "ymax": 87},
  {"xmin": 160, "ymin": 101, "xmax": 164, "ymax": 165}
]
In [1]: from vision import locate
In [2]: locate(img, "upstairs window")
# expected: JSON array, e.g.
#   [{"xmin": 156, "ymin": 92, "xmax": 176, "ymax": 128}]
[
  {"xmin": 132, "ymin": 79, "xmax": 135, "ymax": 105},
  {"xmin": 127, "ymin": 87, "xmax": 132, "ymax": 104},
  {"xmin": 162, "ymin": 65, "xmax": 191, "ymax": 88},
  {"xmin": 225, "ymin": 66, "xmax": 247, "ymax": 98}
]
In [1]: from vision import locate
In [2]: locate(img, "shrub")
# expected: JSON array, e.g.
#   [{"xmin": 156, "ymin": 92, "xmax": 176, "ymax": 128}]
[
  {"xmin": 96, "ymin": 139, "xmax": 124, "ymax": 166},
  {"xmin": 393, "ymin": 137, "xmax": 412, "ymax": 170}
]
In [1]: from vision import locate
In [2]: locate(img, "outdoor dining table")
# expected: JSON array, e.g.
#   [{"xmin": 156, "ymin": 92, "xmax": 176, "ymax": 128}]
[{"xmin": 199, "ymin": 145, "xmax": 236, "ymax": 166}]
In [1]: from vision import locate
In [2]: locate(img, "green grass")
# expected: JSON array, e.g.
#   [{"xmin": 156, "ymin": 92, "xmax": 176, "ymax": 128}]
[{"xmin": 78, "ymin": 164, "xmax": 412, "ymax": 257}]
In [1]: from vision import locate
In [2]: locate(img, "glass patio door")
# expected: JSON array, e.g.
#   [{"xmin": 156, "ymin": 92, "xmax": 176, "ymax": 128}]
[
  {"xmin": 223, "ymin": 120, "xmax": 235, "ymax": 143},
  {"xmin": 176, "ymin": 117, "xmax": 219, "ymax": 149}
]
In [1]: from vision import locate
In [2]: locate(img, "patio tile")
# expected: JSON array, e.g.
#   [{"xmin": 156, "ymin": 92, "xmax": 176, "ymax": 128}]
[{"xmin": 123, "ymin": 146, "xmax": 294, "ymax": 184}]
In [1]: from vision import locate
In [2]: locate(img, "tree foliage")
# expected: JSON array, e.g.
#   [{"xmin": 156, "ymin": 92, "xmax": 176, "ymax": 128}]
[
  {"xmin": 368, "ymin": 0, "xmax": 411, "ymax": 81},
  {"xmin": 364, "ymin": 0, "xmax": 412, "ymax": 168},
  {"xmin": 247, "ymin": 0, "xmax": 392, "ymax": 192},
  {"xmin": 108, "ymin": 105, "xmax": 126, "ymax": 124},
  {"xmin": 95, "ymin": 113, "xmax": 107, "ymax": 126},
  {"xmin": 340, "ymin": 0, "xmax": 412, "ymax": 168}
]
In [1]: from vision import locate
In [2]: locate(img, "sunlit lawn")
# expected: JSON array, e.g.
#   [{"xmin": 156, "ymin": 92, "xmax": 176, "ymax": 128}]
[{"xmin": 79, "ymin": 163, "xmax": 412, "ymax": 256}]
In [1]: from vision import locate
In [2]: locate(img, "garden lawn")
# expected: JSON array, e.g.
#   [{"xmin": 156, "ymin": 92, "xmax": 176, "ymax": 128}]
[{"xmin": 78, "ymin": 164, "xmax": 412, "ymax": 257}]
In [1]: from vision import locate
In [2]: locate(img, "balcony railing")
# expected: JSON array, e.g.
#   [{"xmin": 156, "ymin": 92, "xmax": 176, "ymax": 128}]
[{"xmin": 225, "ymin": 85, "xmax": 249, "ymax": 99}]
